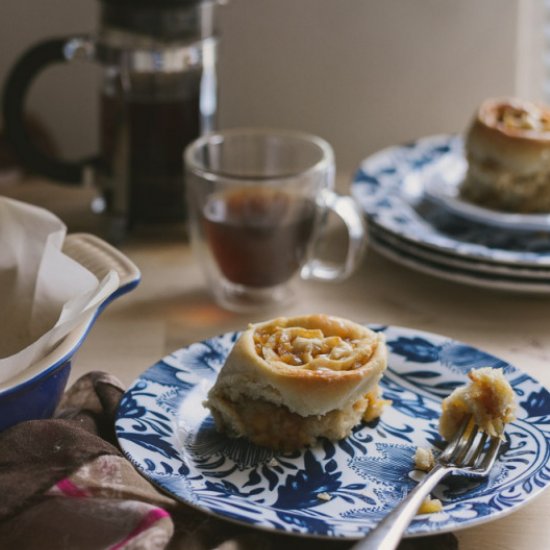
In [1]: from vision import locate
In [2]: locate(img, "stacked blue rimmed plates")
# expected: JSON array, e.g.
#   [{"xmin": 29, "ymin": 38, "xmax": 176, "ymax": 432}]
[{"xmin": 351, "ymin": 134, "xmax": 550, "ymax": 293}]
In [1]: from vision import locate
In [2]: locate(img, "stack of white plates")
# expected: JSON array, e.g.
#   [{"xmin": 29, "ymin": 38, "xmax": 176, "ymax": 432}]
[{"xmin": 351, "ymin": 134, "xmax": 550, "ymax": 293}]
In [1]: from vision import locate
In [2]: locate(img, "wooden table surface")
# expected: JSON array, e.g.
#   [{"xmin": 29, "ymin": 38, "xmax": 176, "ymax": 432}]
[{"xmin": 4, "ymin": 177, "xmax": 550, "ymax": 549}]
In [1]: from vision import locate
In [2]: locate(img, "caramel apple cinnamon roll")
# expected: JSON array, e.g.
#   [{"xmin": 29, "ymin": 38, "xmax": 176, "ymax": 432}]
[
  {"xmin": 204, "ymin": 314, "xmax": 389, "ymax": 451},
  {"xmin": 461, "ymin": 97, "xmax": 550, "ymax": 213}
]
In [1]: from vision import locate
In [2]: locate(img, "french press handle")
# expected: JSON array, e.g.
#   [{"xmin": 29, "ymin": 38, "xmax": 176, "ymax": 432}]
[{"xmin": 2, "ymin": 36, "xmax": 97, "ymax": 184}]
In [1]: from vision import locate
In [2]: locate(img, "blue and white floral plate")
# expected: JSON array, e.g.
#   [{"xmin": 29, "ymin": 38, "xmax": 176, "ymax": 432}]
[
  {"xmin": 370, "ymin": 231, "xmax": 550, "ymax": 294},
  {"xmin": 115, "ymin": 326, "xmax": 550, "ymax": 539},
  {"xmin": 369, "ymin": 224, "xmax": 550, "ymax": 294},
  {"xmin": 370, "ymin": 224, "xmax": 550, "ymax": 281},
  {"xmin": 420, "ymin": 148, "xmax": 550, "ymax": 232},
  {"xmin": 352, "ymin": 134, "xmax": 550, "ymax": 268}
]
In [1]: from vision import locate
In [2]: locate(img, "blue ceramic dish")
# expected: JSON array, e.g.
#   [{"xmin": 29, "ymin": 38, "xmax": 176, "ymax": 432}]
[{"xmin": 0, "ymin": 233, "xmax": 140, "ymax": 432}]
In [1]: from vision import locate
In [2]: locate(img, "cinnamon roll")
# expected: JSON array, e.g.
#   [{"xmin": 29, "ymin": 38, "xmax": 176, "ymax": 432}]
[
  {"xmin": 461, "ymin": 97, "xmax": 550, "ymax": 213},
  {"xmin": 204, "ymin": 314, "xmax": 389, "ymax": 451}
]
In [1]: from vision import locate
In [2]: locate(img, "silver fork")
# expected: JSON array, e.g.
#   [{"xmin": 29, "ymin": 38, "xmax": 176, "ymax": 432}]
[{"xmin": 352, "ymin": 415, "xmax": 503, "ymax": 550}]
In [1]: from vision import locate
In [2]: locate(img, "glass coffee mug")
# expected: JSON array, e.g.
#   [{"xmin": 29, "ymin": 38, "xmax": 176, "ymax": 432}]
[{"xmin": 184, "ymin": 128, "xmax": 367, "ymax": 312}]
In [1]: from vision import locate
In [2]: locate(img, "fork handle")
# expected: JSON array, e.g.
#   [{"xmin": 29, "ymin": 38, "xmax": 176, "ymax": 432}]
[{"xmin": 351, "ymin": 464, "xmax": 450, "ymax": 550}]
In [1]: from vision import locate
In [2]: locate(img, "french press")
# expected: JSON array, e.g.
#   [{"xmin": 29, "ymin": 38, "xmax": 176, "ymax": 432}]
[{"xmin": 3, "ymin": 0, "xmax": 221, "ymax": 237}]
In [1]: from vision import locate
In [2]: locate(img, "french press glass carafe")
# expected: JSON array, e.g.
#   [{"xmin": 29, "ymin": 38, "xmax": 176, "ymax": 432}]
[{"xmin": 3, "ymin": 0, "xmax": 221, "ymax": 238}]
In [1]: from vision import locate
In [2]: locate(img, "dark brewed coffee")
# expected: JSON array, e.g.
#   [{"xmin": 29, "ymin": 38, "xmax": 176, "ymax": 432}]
[
  {"xmin": 203, "ymin": 188, "xmax": 317, "ymax": 288},
  {"xmin": 100, "ymin": 91, "xmax": 200, "ymax": 226}
]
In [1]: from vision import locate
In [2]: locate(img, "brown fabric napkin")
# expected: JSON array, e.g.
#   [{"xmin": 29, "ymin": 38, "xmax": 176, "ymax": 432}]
[{"xmin": 0, "ymin": 372, "xmax": 458, "ymax": 550}]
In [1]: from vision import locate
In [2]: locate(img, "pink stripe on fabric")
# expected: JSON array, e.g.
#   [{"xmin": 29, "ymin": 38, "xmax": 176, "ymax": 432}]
[
  {"xmin": 110, "ymin": 508, "xmax": 170, "ymax": 550},
  {"xmin": 56, "ymin": 478, "xmax": 90, "ymax": 498}
]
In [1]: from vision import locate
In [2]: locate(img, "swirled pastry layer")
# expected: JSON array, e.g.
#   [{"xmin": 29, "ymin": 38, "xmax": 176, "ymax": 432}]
[
  {"xmin": 204, "ymin": 314, "xmax": 388, "ymax": 450},
  {"xmin": 461, "ymin": 97, "xmax": 550, "ymax": 212}
]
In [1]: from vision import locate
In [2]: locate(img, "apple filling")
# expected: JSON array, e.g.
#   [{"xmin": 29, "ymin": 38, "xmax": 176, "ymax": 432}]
[{"xmin": 210, "ymin": 388, "xmax": 388, "ymax": 452}]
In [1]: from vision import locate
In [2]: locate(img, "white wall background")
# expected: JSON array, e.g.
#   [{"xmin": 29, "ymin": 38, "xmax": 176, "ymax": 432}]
[{"xmin": 0, "ymin": 0, "xmax": 543, "ymax": 178}]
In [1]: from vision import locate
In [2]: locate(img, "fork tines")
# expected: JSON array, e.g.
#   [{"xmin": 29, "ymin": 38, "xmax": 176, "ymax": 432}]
[{"xmin": 439, "ymin": 415, "xmax": 502, "ymax": 474}]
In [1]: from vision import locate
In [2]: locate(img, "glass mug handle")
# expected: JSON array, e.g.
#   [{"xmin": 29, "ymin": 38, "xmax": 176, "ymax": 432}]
[
  {"xmin": 301, "ymin": 188, "xmax": 367, "ymax": 281},
  {"xmin": 2, "ymin": 36, "xmax": 96, "ymax": 184}
]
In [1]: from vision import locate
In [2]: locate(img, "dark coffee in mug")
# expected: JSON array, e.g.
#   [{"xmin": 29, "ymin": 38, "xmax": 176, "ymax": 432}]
[{"xmin": 202, "ymin": 188, "xmax": 317, "ymax": 288}]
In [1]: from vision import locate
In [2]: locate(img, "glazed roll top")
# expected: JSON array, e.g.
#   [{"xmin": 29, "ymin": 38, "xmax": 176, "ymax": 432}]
[
  {"xmin": 207, "ymin": 314, "xmax": 387, "ymax": 417},
  {"xmin": 466, "ymin": 97, "xmax": 550, "ymax": 176}
]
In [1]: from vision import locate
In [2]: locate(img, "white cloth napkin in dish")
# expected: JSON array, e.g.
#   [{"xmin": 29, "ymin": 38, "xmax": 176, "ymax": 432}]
[{"xmin": 0, "ymin": 197, "xmax": 119, "ymax": 385}]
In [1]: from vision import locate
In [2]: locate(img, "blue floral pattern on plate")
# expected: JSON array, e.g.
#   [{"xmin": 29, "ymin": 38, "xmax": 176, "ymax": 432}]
[
  {"xmin": 115, "ymin": 326, "xmax": 550, "ymax": 539},
  {"xmin": 351, "ymin": 135, "xmax": 550, "ymax": 267}
]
